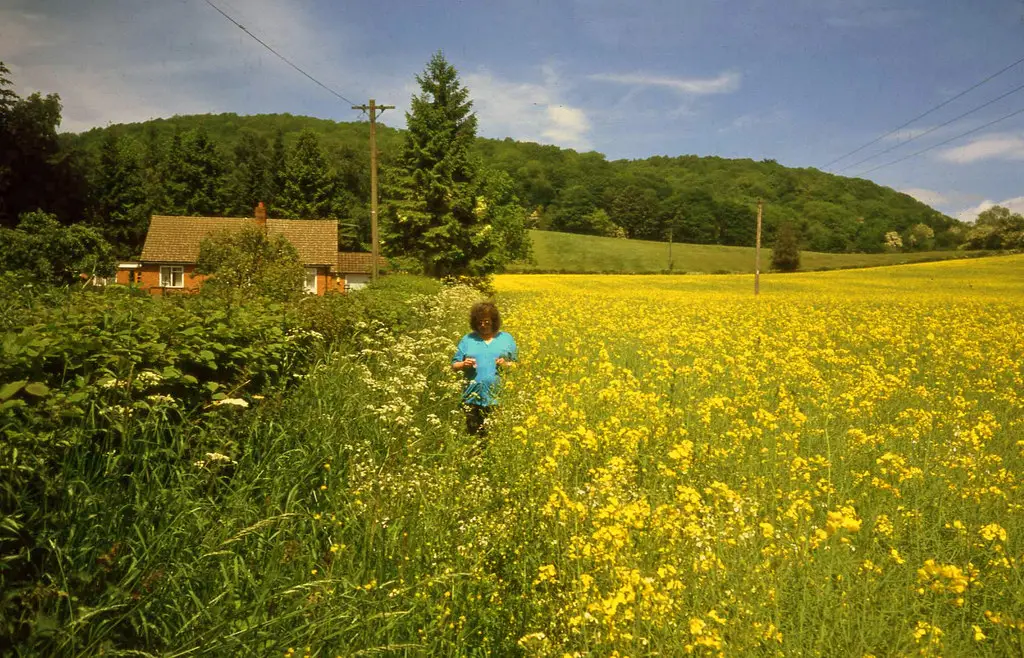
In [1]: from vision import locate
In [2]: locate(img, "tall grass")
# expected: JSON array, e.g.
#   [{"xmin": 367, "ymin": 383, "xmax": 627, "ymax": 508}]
[
  {"xmin": 509, "ymin": 229, "xmax": 999, "ymax": 274},
  {"xmin": 8, "ymin": 256, "xmax": 1024, "ymax": 655}
]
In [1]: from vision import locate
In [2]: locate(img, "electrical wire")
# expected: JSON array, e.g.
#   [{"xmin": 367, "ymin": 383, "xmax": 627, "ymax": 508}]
[
  {"xmin": 821, "ymin": 53, "xmax": 1024, "ymax": 170},
  {"xmin": 203, "ymin": 0, "xmax": 360, "ymax": 109},
  {"xmin": 854, "ymin": 104, "xmax": 1024, "ymax": 176},
  {"xmin": 837, "ymin": 80, "xmax": 1024, "ymax": 172}
]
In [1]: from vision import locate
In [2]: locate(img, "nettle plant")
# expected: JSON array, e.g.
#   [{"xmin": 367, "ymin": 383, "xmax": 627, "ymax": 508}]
[{"xmin": 0, "ymin": 284, "xmax": 324, "ymax": 643}]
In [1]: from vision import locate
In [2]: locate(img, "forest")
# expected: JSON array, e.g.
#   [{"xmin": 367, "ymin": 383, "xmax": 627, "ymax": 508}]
[{"xmin": 0, "ymin": 59, "xmax": 979, "ymax": 264}]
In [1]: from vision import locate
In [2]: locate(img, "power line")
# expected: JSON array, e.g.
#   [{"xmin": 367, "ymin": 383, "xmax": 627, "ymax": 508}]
[
  {"xmin": 821, "ymin": 53, "xmax": 1024, "ymax": 170},
  {"xmin": 854, "ymin": 103, "xmax": 1024, "ymax": 177},
  {"xmin": 837, "ymin": 80, "xmax": 1024, "ymax": 172},
  {"xmin": 203, "ymin": 0, "xmax": 360, "ymax": 109}
]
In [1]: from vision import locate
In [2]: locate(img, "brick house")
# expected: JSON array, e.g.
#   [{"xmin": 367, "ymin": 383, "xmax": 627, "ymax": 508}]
[{"xmin": 118, "ymin": 203, "xmax": 385, "ymax": 295}]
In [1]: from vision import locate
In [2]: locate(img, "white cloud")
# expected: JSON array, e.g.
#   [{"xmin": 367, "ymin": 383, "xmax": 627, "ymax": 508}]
[
  {"xmin": 464, "ymin": 67, "xmax": 592, "ymax": 150},
  {"xmin": 936, "ymin": 133, "xmax": 1024, "ymax": 164},
  {"xmin": 543, "ymin": 106, "xmax": 591, "ymax": 146},
  {"xmin": 588, "ymin": 71, "xmax": 740, "ymax": 95},
  {"xmin": 900, "ymin": 187, "xmax": 948, "ymax": 206},
  {"xmin": 0, "ymin": 0, "xmax": 364, "ymax": 132},
  {"xmin": 955, "ymin": 196, "xmax": 1024, "ymax": 222}
]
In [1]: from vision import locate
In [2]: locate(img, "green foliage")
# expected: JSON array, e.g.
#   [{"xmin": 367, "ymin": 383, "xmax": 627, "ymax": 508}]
[
  {"xmin": 91, "ymin": 131, "xmax": 149, "ymax": 257},
  {"xmin": 163, "ymin": 127, "xmax": 226, "ymax": 215},
  {"xmin": 384, "ymin": 52, "xmax": 494, "ymax": 276},
  {"xmin": 0, "ymin": 272, "xmax": 460, "ymax": 653},
  {"xmin": 906, "ymin": 222, "xmax": 936, "ymax": 251},
  {"xmin": 771, "ymin": 222, "xmax": 802, "ymax": 272},
  {"xmin": 0, "ymin": 210, "xmax": 116, "ymax": 285},
  {"xmin": 68, "ymin": 110, "xmax": 963, "ymax": 256},
  {"xmin": 476, "ymin": 168, "xmax": 533, "ymax": 267},
  {"xmin": 0, "ymin": 62, "xmax": 91, "ymax": 227},
  {"xmin": 960, "ymin": 206, "xmax": 1024, "ymax": 250},
  {"xmin": 196, "ymin": 225, "xmax": 305, "ymax": 302},
  {"xmin": 277, "ymin": 129, "xmax": 337, "ymax": 219},
  {"xmin": 0, "ymin": 287, "xmax": 326, "ymax": 650},
  {"xmin": 508, "ymin": 230, "xmax": 988, "ymax": 274},
  {"xmin": 225, "ymin": 129, "xmax": 272, "ymax": 216},
  {"xmin": 298, "ymin": 274, "xmax": 444, "ymax": 345}
]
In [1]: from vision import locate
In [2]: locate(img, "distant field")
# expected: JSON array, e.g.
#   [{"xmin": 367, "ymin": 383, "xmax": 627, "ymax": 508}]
[{"xmin": 507, "ymin": 229, "xmax": 996, "ymax": 273}]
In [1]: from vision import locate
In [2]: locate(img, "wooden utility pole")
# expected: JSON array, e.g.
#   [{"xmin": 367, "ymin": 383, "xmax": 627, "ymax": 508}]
[
  {"xmin": 352, "ymin": 99, "xmax": 394, "ymax": 281},
  {"xmin": 755, "ymin": 198, "xmax": 763, "ymax": 296},
  {"xmin": 668, "ymin": 227, "xmax": 674, "ymax": 271}
]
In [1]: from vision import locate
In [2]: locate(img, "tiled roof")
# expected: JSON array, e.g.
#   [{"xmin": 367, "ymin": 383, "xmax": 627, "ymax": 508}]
[
  {"xmin": 337, "ymin": 252, "xmax": 388, "ymax": 274},
  {"xmin": 140, "ymin": 216, "xmax": 338, "ymax": 265},
  {"xmin": 267, "ymin": 219, "xmax": 338, "ymax": 266}
]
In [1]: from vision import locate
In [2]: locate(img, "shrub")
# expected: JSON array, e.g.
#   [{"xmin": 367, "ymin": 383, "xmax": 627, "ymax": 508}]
[
  {"xmin": 0, "ymin": 287, "xmax": 324, "ymax": 646},
  {"xmin": 196, "ymin": 225, "xmax": 305, "ymax": 303},
  {"xmin": 0, "ymin": 210, "xmax": 116, "ymax": 285},
  {"xmin": 771, "ymin": 222, "xmax": 801, "ymax": 272},
  {"xmin": 298, "ymin": 274, "xmax": 443, "ymax": 345}
]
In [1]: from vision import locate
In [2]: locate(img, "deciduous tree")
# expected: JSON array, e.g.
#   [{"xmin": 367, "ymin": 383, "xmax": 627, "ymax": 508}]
[
  {"xmin": 0, "ymin": 210, "xmax": 116, "ymax": 285},
  {"xmin": 770, "ymin": 221, "xmax": 801, "ymax": 272},
  {"xmin": 196, "ymin": 225, "xmax": 304, "ymax": 302}
]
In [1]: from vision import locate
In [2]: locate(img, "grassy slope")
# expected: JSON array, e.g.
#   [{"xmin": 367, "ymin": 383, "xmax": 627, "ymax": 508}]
[{"xmin": 508, "ymin": 229, "xmax": 993, "ymax": 273}]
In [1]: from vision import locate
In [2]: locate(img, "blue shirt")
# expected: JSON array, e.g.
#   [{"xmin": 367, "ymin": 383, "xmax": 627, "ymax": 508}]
[{"xmin": 452, "ymin": 331, "xmax": 518, "ymax": 407}]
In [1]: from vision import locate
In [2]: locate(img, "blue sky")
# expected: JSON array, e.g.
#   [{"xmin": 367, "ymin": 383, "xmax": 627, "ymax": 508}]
[{"xmin": 3, "ymin": 0, "xmax": 1023, "ymax": 220}]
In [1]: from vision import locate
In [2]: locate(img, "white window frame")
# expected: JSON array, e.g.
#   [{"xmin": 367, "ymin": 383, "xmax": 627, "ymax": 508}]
[
  {"xmin": 159, "ymin": 265, "xmax": 184, "ymax": 288},
  {"xmin": 304, "ymin": 267, "xmax": 318, "ymax": 294}
]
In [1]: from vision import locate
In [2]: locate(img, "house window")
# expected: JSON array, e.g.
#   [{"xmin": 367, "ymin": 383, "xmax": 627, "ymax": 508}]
[
  {"xmin": 160, "ymin": 266, "xmax": 184, "ymax": 288},
  {"xmin": 345, "ymin": 273, "xmax": 370, "ymax": 292},
  {"xmin": 304, "ymin": 268, "xmax": 318, "ymax": 294}
]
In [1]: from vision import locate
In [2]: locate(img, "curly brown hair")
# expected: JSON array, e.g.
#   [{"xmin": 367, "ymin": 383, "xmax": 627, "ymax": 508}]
[{"xmin": 469, "ymin": 302, "xmax": 502, "ymax": 333}]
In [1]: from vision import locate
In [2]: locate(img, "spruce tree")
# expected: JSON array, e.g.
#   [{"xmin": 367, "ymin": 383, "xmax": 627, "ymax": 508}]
[
  {"xmin": 267, "ymin": 129, "xmax": 287, "ymax": 213},
  {"xmin": 227, "ymin": 130, "xmax": 270, "ymax": 216},
  {"xmin": 771, "ymin": 221, "xmax": 801, "ymax": 272},
  {"xmin": 385, "ymin": 51, "xmax": 492, "ymax": 277},
  {"xmin": 93, "ymin": 131, "xmax": 148, "ymax": 257},
  {"xmin": 164, "ymin": 127, "xmax": 225, "ymax": 215},
  {"xmin": 277, "ymin": 129, "xmax": 335, "ymax": 219}
]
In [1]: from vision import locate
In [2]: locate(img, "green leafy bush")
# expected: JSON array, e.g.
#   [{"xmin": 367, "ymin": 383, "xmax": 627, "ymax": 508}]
[
  {"xmin": 298, "ymin": 274, "xmax": 443, "ymax": 345},
  {"xmin": 0, "ymin": 287, "xmax": 324, "ymax": 646},
  {"xmin": 196, "ymin": 224, "xmax": 305, "ymax": 303},
  {"xmin": 0, "ymin": 210, "xmax": 117, "ymax": 285}
]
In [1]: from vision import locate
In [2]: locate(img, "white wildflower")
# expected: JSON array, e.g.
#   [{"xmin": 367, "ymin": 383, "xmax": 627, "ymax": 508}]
[{"xmin": 214, "ymin": 398, "xmax": 249, "ymax": 408}]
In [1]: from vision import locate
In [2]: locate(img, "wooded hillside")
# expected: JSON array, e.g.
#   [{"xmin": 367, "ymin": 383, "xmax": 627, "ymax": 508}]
[{"xmin": 69, "ymin": 112, "xmax": 960, "ymax": 255}]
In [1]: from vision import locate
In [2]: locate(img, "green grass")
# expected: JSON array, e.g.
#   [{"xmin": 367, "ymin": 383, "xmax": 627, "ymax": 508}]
[{"xmin": 507, "ymin": 229, "xmax": 996, "ymax": 273}]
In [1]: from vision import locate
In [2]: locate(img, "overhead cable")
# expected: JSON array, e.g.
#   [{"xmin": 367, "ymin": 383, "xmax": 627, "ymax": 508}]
[
  {"xmin": 203, "ymin": 0, "xmax": 360, "ymax": 109},
  {"xmin": 821, "ymin": 53, "xmax": 1024, "ymax": 170},
  {"xmin": 854, "ymin": 104, "xmax": 1024, "ymax": 176},
  {"xmin": 837, "ymin": 80, "xmax": 1024, "ymax": 172}
]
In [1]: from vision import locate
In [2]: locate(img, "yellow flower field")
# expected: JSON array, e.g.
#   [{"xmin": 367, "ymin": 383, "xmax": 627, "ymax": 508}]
[{"xmin": 489, "ymin": 255, "xmax": 1024, "ymax": 656}]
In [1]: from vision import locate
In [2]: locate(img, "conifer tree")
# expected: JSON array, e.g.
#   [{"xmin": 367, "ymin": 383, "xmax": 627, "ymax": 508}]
[
  {"xmin": 93, "ymin": 131, "xmax": 148, "ymax": 257},
  {"xmin": 277, "ymin": 129, "xmax": 335, "ymax": 219},
  {"xmin": 267, "ymin": 129, "xmax": 287, "ymax": 213},
  {"xmin": 771, "ymin": 221, "xmax": 801, "ymax": 272},
  {"xmin": 385, "ymin": 51, "xmax": 493, "ymax": 276},
  {"xmin": 163, "ymin": 127, "xmax": 225, "ymax": 215},
  {"xmin": 227, "ymin": 130, "xmax": 270, "ymax": 216}
]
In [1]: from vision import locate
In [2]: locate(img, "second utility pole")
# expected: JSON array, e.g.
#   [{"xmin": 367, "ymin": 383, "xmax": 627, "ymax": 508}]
[
  {"xmin": 755, "ymin": 198, "xmax": 763, "ymax": 296},
  {"xmin": 352, "ymin": 99, "xmax": 394, "ymax": 281}
]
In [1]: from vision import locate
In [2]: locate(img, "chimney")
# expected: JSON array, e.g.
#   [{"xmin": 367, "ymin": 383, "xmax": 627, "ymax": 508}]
[{"xmin": 254, "ymin": 201, "xmax": 267, "ymax": 228}]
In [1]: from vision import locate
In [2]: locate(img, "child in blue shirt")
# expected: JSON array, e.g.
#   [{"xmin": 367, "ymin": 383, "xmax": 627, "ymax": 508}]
[{"xmin": 451, "ymin": 301, "xmax": 517, "ymax": 436}]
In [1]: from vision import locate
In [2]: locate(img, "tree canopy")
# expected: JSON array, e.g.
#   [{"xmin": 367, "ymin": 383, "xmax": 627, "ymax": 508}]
[
  {"xmin": 1, "ymin": 57, "xmax": 980, "ymax": 264},
  {"xmin": 383, "ymin": 52, "xmax": 496, "ymax": 276}
]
